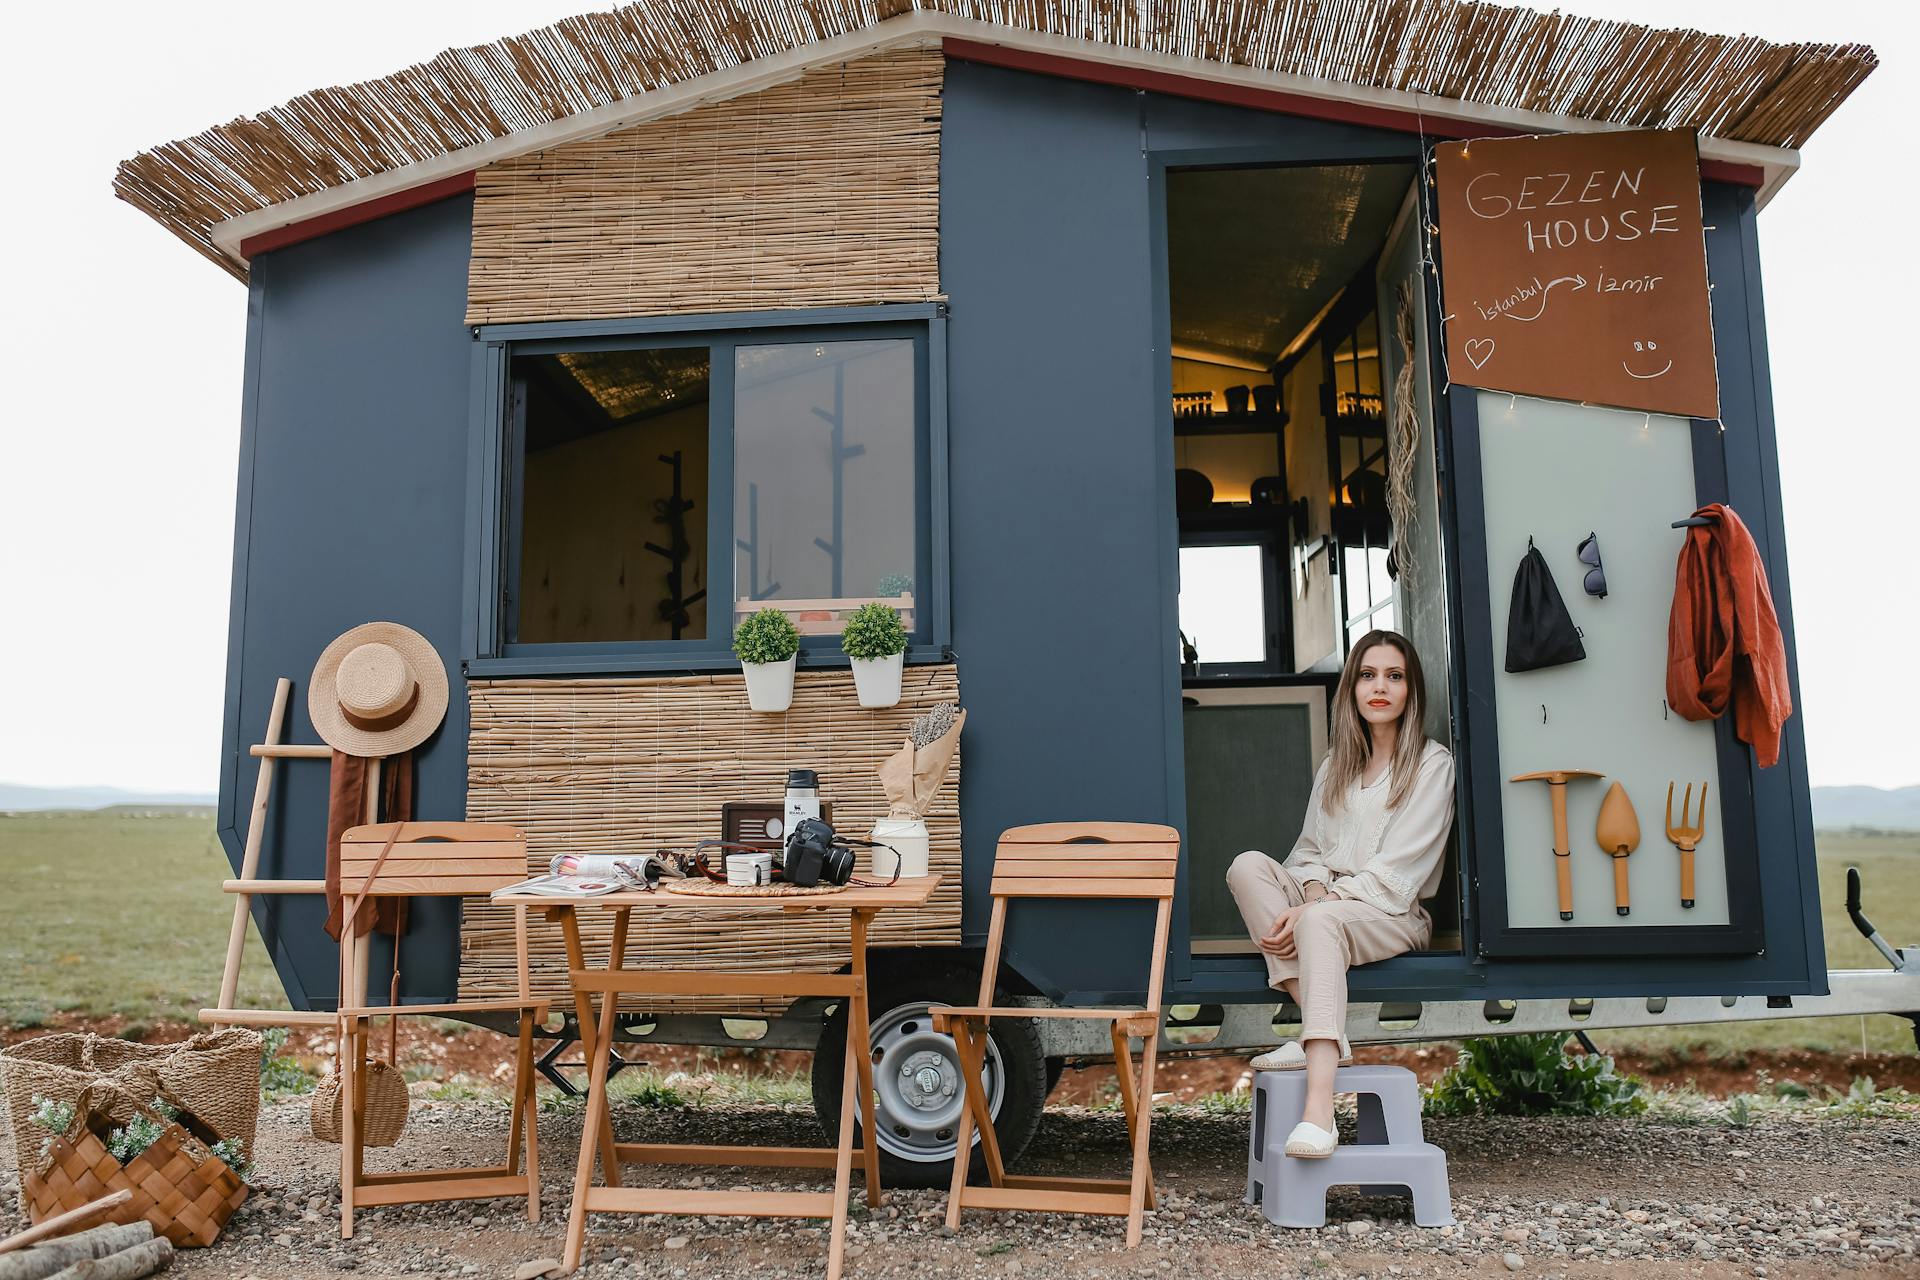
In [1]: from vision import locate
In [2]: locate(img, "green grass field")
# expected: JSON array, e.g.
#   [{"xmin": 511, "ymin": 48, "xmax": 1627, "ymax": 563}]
[
  {"xmin": 0, "ymin": 811, "xmax": 286, "ymax": 1026},
  {"xmin": 0, "ymin": 814, "xmax": 1912, "ymax": 1053},
  {"xmin": 1599, "ymin": 830, "xmax": 1919, "ymax": 1056}
]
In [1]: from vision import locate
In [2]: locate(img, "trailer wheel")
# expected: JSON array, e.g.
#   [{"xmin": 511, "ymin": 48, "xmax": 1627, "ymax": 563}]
[{"xmin": 812, "ymin": 963, "xmax": 1048, "ymax": 1188}]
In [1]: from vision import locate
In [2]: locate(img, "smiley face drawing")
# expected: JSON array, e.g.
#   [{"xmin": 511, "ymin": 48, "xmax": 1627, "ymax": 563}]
[{"xmin": 1623, "ymin": 339, "xmax": 1674, "ymax": 380}]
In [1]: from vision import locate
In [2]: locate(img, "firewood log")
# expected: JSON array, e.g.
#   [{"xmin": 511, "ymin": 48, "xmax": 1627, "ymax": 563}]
[
  {"xmin": 0, "ymin": 1224, "xmax": 152, "ymax": 1280},
  {"xmin": 43, "ymin": 1239, "xmax": 174, "ymax": 1280}
]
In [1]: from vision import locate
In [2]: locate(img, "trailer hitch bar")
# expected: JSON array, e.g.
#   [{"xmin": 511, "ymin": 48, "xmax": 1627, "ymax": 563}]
[{"xmin": 1846, "ymin": 866, "xmax": 1906, "ymax": 971}]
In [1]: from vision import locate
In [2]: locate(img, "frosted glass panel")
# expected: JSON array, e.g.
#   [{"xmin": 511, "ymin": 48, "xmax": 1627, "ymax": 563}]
[{"xmin": 1478, "ymin": 392, "xmax": 1728, "ymax": 930}]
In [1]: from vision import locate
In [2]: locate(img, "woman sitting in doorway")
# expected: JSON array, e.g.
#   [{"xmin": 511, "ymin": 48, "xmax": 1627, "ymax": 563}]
[{"xmin": 1226, "ymin": 628, "xmax": 1455, "ymax": 1159}]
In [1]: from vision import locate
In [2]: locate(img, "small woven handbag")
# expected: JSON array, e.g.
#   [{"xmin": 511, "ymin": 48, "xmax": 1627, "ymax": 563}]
[
  {"xmin": 311, "ymin": 821, "xmax": 411, "ymax": 1147},
  {"xmin": 309, "ymin": 1015, "xmax": 409, "ymax": 1147}
]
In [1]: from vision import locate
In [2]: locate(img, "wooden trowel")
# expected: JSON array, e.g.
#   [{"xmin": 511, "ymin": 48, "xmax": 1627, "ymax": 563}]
[{"xmin": 1595, "ymin": 781, "xmax": 1640, "ymax": 917}]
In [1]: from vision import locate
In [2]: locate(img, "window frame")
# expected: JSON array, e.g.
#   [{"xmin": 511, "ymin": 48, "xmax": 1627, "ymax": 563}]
[{"xmin": 461, "ymin": 303, "xmax": 951, "ymax": 676}]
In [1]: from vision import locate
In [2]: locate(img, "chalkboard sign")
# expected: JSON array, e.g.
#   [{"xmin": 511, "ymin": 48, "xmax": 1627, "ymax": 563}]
[
  {"xmin": 1181, "ymin": 687, "xmax": 1326, "ymax": 946},
  {"xmin": 1435, "ymin": 128, "xmax": 1718, "ymax": 419}
]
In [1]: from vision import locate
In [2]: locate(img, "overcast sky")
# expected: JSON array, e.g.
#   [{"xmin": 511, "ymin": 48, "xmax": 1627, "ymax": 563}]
[{"xmin": 1, "ymin": 2, "xmax": 1912, "ymax": 794}]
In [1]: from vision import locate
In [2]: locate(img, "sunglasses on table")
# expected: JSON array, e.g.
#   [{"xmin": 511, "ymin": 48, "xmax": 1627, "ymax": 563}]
[{"xmin": 1576, "ymin": 532, "xmax": 1607, "ymax": 599}]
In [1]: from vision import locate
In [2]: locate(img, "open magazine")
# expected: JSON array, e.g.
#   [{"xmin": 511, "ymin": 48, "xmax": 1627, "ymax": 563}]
[{"xmin": 490, "ymin": 852, "xmax": 688, "ymax": 898}]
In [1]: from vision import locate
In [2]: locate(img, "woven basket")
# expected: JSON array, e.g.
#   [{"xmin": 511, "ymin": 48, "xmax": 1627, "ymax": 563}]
[
  {"xmin": 22, "ymin": 1085, "xmax": 248, "ymax": 1248},
  {"xmin": 310, "ymin": 1061, "xmax": 409, "ymax": 1147},
  {"xmin": 0, "ymin": 1029, "xmax": 262, "ymax": 1210}
]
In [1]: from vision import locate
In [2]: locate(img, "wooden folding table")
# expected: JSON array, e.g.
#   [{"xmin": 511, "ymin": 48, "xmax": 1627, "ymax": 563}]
[{"xmin": 492, "ymin": 876, "xmax": 942, "ymax": 1278}]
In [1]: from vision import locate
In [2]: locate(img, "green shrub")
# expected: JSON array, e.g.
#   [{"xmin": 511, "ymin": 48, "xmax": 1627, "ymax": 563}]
[
  {"xmin": 1424, "ymin": 1032, "xmax": 1646, "ymax": 1117},
  {"xmin": 877, "ymin": 573, "xmax": 914, "ymax": 599},
  {"xmin": 259, "ymin": 1025, "xmax": 318, "ymax": 1099},
  {"xmin": 840, "ymin": 602, "xmax": 908, "ymax": 659},
  {"xmin": 8, "ymin": 1003, "xmax": 51, "ymax": 1030},
  {"xmin": 733, "ymin": 607, "xmax": 801, "ymax": 665},
  {"xmin": 1824, "ymin": 1075, "xmax": 1918, "ymax": 1118}
]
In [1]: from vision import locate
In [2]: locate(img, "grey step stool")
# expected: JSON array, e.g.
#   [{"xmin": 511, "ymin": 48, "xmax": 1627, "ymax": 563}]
[{"xmin": 1245, "ymin": 1063, "xmax": 1454, "ymax": 1228}]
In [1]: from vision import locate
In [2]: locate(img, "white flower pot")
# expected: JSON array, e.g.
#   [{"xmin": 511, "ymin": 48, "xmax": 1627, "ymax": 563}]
[
  {"xmin": 742, "ymin": 655, "xmax": 797, "ymax": 712},
  {"xmin": 849, "ymin": 653, "xmax": 904, "ymax": 708}
]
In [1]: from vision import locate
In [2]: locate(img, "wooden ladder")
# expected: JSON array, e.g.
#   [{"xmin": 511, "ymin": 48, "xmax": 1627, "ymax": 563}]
[{"xmin": 201, "ymin": 675, "xmax": 378, "ymax": 1030}]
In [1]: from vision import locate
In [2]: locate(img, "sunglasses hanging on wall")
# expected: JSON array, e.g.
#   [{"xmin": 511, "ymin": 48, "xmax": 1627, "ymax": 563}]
[{"xmin": 1576, "ymin": 532, "xmax": 1607, "ymax": 599}]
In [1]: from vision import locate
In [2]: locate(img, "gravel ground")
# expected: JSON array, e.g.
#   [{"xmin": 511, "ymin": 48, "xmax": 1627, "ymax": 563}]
[{"xmin": 4, "ymin": 1095, "xmax": 1915, "ymax": 1279}]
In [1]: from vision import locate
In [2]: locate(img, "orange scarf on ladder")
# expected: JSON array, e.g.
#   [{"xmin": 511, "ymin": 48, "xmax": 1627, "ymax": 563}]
[{"xmin": 323, "ymin": 751, "xmax": 412, "ymax": 939}]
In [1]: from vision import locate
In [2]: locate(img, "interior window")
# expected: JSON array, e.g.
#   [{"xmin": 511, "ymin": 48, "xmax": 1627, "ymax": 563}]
[
  {"xmin": 1178, "ymin": 544, "xmax": 1270, "ymax": 668},
  {"xmin": 507, "ymin": 347, "xmax": 711, "ymax": 644},
  {"xmin": 733, "ymin": 339, "xmax": 920, "ymax": 637}
]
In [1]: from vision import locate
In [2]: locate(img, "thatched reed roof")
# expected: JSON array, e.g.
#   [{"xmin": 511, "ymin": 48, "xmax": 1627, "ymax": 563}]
[{"xmin": 114, "ymin": 0, "xmax": 1876, "ymax": 282}]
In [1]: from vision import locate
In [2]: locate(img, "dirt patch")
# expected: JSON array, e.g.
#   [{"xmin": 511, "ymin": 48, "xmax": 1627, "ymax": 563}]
[
  {"xmin": 1049, "ymin": 1042, "xmax": 1920, "ymax": 1104},
  {"xmin": 8, "ymin": 1013, "xmax": 1916, "ymax": 1103}
]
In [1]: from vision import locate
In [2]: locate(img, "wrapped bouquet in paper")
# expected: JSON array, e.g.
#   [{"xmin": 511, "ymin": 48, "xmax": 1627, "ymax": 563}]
[{"xmin": 872, "ymin": 704, "xmax": 965, "ymax": 877}]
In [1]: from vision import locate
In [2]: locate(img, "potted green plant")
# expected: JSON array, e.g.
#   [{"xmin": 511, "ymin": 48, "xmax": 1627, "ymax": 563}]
[
  {"xmin": 841, "ymin": 602, "xmax": 909, "ymax": 708},
  {"xmin": 733, "ymin": 607, "xmax": 801, "ymax": 712}
]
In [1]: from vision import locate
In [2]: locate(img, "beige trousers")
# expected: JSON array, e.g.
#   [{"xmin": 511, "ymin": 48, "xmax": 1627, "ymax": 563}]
[{"xmin": 1226, "ymin": 850, "xmax": 1431, "ymax": 1054}]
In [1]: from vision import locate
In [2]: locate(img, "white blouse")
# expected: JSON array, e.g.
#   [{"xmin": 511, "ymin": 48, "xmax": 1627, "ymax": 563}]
[{"xmin": 1281, "ymin": 740, "xmax": 1456, "ymax": 916}]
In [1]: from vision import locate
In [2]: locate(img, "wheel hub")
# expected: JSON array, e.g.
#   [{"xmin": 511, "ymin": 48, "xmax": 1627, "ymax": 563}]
[
  {"xmin": 867, "ymin": 1000, "xmax": 1005, "ymax": 1163},
  {"xmin": 897, "ymin": 1051, "xmax": 957, "ymax": 1110}
]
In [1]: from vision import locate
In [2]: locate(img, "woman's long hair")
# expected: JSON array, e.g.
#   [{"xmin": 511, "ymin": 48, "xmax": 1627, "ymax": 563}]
[{"xmin": 1323, "ymin": 629, "xmax": 1429, "ymax": 814}]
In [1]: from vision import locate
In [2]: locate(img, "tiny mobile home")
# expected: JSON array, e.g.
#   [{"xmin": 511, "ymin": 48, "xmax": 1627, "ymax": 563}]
[{"xmin": 118, "ymin": 1, "xmax": 1901, "ymax": 1180}]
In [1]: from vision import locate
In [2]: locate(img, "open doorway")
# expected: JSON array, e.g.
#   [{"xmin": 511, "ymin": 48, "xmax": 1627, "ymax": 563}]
[{"xmin": 1166, "ymin": 160, "xmax": 1460, "ymax": 956}]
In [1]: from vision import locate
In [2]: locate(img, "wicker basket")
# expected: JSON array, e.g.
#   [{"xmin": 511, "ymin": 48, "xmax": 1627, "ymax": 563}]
[
  {"xmin": 310, "ymin": 1061, "xmax": 409, "ymax": 1147},
  {"xmin": 0, "ymin": 1029, "xmax": 262, "ymax": 1210},
  {"xmin": 21, "ymin": 1084, "xmax": 248, "ymax": 1248}
]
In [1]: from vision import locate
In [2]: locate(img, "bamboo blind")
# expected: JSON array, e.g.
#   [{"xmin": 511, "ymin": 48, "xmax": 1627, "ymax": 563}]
[
  {"xmin": 116, "ymin": 1, "xmax": 1876, "ymax": 283},
  {"xmin": 459, "ymin": 665, "xmax": 963, "ymax": 1013},
  {"xmin": 465, "ymin": 47, "xmax": 943, "ymax": 324}
]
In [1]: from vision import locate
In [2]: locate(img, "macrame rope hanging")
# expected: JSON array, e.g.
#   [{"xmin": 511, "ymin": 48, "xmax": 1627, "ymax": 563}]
[{"xmin": 1387, "ymin": 279, "xmax": 1421, "ymax": 593}]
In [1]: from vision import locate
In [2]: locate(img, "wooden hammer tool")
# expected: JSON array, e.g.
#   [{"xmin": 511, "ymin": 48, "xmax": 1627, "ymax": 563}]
[{"xmin": 1510, "ymin": 770, "xmax": 1604, "ymax": 920}]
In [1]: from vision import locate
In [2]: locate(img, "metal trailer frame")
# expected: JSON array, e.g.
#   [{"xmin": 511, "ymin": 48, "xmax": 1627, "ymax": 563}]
[{"xmin": 529, "ymin": 869, "xmax": 1917, "ymax": 1092}]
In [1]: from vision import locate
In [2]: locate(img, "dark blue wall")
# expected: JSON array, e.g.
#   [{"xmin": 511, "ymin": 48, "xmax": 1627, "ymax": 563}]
[{"xmin": 219, "ymin": 195, "xmax": 477, "ymax": 1009}]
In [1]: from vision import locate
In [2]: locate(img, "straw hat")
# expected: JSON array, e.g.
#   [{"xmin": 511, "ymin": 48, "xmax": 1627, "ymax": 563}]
[{"xmin": 308, "ymin": 622, "xmax": 449, "ymax": 757}]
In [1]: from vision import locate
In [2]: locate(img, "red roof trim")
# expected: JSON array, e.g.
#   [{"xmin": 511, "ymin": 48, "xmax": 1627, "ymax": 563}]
[
  {"xmin": 942, "ymin": 37, "xmax": 1764, "ymax": 189},
  {"xmin": 238, "ymin": 171, "xmax": 477, "ymax": 260}
]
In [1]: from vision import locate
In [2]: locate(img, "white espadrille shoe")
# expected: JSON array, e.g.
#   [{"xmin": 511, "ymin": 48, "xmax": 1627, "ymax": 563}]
[
  {"xmin": 1283, "ymin": 1120, "xmax": 1338, "ymax": 1159},
  {"xmin": 1249, "ymin": 1040, "xmax": 1308, "ymax": 1071},
  {"xmin": 1248, "ymin": 1040, "xmax": 1354, "ymax": 1072}
]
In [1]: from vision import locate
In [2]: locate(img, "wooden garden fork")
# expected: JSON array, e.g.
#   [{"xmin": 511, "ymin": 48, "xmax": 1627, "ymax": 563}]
[{"xmin": 1664, "ymin": 782, "xmax": 1708, "ymax": 909}]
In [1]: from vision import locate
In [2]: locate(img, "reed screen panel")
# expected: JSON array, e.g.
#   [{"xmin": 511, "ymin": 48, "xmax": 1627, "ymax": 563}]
[
  {"xmin": 465, "ymin": 47, "xmax": 943, "ymax": 325},
  {"xmin": 460, "ymin": 666, "xmax": 963, "ymax": 1011}
]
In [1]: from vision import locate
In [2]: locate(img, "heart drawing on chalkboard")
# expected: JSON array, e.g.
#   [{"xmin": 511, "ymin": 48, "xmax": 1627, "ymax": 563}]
[{"xmin": 1464, "ymin": 338, "xmax": 1496, "ymax": 370}]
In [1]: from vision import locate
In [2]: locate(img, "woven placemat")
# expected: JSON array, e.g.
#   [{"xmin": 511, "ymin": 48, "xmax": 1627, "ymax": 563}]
[{"xmin": 662, "ymin": 879, "xmax": 849, "ymax": 898}]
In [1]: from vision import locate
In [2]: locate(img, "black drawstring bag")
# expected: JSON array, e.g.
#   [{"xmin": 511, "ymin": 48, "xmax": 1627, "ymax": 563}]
[{"xmin": 1505, "ymin": 538, "xmax": 1586, "ymax": 672}]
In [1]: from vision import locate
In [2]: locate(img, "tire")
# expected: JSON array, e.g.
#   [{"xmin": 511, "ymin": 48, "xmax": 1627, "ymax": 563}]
[
  {"xmin": 812, "ymin": 960, "xmax": 1048, "ymax": 1189},
  {"xmin": 1044, "ymin": 1055, "xmax": 1068, "ymax": 1097}
]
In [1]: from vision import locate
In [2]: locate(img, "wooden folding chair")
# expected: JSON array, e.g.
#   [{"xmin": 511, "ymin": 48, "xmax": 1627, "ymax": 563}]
[
  {"xmin": 334, "ymin": 822, "xmax": 549, "ymax": 1238},
  {"xmin": 931, "ymin": 821, "xmax": 1180, "ymax": 1247}
]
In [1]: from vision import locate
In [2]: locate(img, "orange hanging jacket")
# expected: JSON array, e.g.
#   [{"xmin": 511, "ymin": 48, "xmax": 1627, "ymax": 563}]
[{"xmin": 1666, "ymin": 503, "xmax": 1793, "ymax": 768}]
